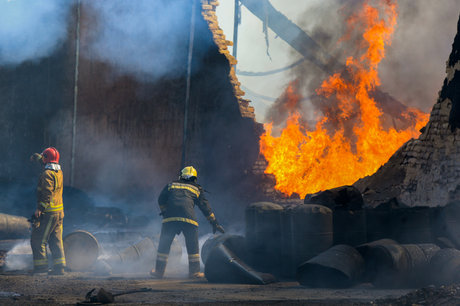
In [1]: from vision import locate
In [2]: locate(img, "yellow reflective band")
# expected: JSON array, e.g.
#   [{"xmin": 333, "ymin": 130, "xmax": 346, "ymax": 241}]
[
  {"xmin": 53, "ymin": 258, "xmax": 66, "ymax": 265},
  {"xmin": 162, "ymin": 217, "xmax": 198, "ymax": 227},
  {"xmin": 39, "ymin": 202, "xmax": 48, "ymax": 208},
  {"xmin": 45, "ymin": 205, "xmax": 63, "ymax": 212},
  {"xmin": 168, "ymin": 183, "xmax": 200, "ymax": 197},
  {"xmin": 207, "ymin": 213, "xmax": 216, "ymax": 221},
  {"xmin": 34, "ymin": 259, "xmax": 48, "ymax": 266},
  {"xmin": 42, "ymin": 217, "xmax": 54, "ymax": 245},
  {"xmin": 188, "ymin": 254, "xmax": 200, "ymax": 262},
  {"xmin": 157, "ymin": 253, "xmax": 169, "ymax": 261}
]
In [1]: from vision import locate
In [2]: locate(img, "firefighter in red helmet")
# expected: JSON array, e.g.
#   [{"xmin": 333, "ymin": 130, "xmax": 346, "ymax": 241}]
[
  {"xmin": 29, "ymin": 147, "xmax": 66, "ymax": 275},
  {"xmin": 150, "ymin": 166, "xmax": 225, "ymax": 279}
]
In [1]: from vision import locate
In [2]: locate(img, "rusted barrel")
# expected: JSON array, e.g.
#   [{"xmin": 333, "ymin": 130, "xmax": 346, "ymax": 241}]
[
  {"xmin": 390, "ymin": 207, "xmax": 433, "ymax": 244},
  {"xmin": 63, "ymin": 230, "xmax": 99, "ymax": 271},
  {"xmin": 364, "ymin": 243, "xmax": 440, "ymax": 288},
  {"xmin": 201, "ymin": 234, "xmax": 247, "ymax": 264},
  {"xmin": 333, "ymin": 209, "xmax": 367, "ymax": 246},
  {"xmin": 0, "ymin": 213, "xmax": 30, "ymax": 239},
  {"xmin": 281, "ymin": 204, "xmax": 333, "ymax": 278},
  {"xmin": 245, "ymin": 202, "xmax": 283, "ymax": 275},
  {"xmin": 297, "ymin": 244, "xmax": 364, "ymax": 288},
  {"xmin": 429, "ymin": 248, "xmax": 460, "ymax": 286}
]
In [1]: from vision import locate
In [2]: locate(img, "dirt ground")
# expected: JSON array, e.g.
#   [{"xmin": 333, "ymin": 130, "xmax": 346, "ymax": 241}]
[{"xmin": 0, "ymin": 271, "xmax": 412, "ymax": 305}]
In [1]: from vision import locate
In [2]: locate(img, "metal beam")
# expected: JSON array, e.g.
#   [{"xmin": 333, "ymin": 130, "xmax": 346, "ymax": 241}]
[{"xmin": 239, "ymin": 0, "xmax": 338, "ymax": 73}]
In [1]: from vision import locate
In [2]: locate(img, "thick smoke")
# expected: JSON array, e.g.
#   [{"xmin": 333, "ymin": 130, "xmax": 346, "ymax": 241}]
[
  {"xmin": 0, "ymin": 0, "xmax": 73, "ymax": 66},
  {"xmin": 379, "ymin": 0, "xmax": 460, "ymax": 111},
  {"xmin": 83, "ymin": 0, "xmax": 211, "ymax": 82},
  {"xmin": 266, "ymin": 0, "xmax": 460, "ymax": 124}
]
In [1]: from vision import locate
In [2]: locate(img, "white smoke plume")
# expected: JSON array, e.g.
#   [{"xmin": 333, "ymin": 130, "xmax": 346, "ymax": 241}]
[
  {"xmin": 0, "ymin": 0, "xmax": 73, "ymax": 66},
  {"xmin": 82, "ymin": 0, "xmax": 212, "ymax": 82}
]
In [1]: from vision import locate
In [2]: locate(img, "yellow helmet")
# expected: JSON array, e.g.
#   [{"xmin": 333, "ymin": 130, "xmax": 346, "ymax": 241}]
[{"xmin": 180, "ymin": 166, "xmax": 198, "ymax": 180}]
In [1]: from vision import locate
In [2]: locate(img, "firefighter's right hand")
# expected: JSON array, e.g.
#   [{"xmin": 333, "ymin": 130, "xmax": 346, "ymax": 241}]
[
  {"xmin": 30, "ymin": 153, "xmax": 42, "ymax": 163},
  {"xmin": 34, "ymin": 209, "xmax": 42, "ymax": 219},
  {"xmin": 212, "ymin": 221, "xmax": 225, "ymax": 234}
]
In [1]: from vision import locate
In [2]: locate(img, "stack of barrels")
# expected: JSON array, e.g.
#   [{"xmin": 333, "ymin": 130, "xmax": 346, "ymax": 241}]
[
  {"xmin": 239, "ymin": 188, "xmax": 460, "ymax": 288},
  {"xmin": 245, "ymin": 202, "xmax": 333, "ymax": 278}
]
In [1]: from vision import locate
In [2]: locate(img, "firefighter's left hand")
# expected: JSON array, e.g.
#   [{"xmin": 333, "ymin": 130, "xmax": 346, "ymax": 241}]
[{"xmin": 212, "ymin": 222, "xmax": 225, "ymax": 234}]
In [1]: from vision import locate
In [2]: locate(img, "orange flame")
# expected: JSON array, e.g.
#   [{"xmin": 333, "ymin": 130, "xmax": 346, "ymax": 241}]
[{"xmin": 259, "ymin": 0, "xmax": 429, "ymax": 198}]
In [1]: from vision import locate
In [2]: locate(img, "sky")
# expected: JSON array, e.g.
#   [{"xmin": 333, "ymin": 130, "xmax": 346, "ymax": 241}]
[{"xmin": 216, "ymin": 0, "xmax": 460, "ymax": 123}]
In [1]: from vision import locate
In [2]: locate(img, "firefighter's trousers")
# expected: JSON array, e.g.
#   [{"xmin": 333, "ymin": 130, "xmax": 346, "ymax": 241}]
[
  {"xmin": 154, "ymin": 221, "xmax": 200, "ymax": 277},
  {"xmin": 30, "ymin": 211, "xmax": 66, "ymax": 271}
]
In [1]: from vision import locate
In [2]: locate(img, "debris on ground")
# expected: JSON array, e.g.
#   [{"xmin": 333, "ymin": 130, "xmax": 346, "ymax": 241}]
[{"xmin": 374, "ymin": 284, "xmax": 460, "ymax": 305}]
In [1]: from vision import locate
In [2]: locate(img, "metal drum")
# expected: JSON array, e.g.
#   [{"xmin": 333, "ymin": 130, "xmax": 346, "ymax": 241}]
[
  {"xmin": 365, "ymin": 207, "xmax": 392, "ymax": 242},
  {"xmin": 0, "ymin": 213, "xmax": 30, "ymax": 239},
  {"xmin": 333, "ymin": 209, "xmax": 367, "ymax": 246},
  {"xmin": 297, "ymin": 244, "xmax": 365, "ymax": 288},
  {"xmin": 281, "ymin": 204, "xmax": 333, "ymax": 278},
  {"xmin": 431, "ymin": 203, "xmax": 460, "ymax": 249},
  {"xmin": 204, "ymin": 243, "xmax": 276, "ymax": 284},
  {"xmin": 105, "ymin": 236, "xmax": 182, "ymax": 273},
  {"xmin": 364, "ymin": 242, "xmax": 440, "ymax": 288},
  {"xmin": 201, "ymin": 234, "xmax": 246, "ymax": 264},
  {"xmin": 390, "ymin": 207, "xmax": 433, "ymax": 244},
  {"xmin": 63, "ymin": 230, "xmax": 99, "ymax": 271},
  {"xmin": 356, "ymin": 239, "xmax": 398, "ymax": 282},
  {"xmin": 429, "ymin": 248, "xmax": 460, "ymax": 286},
  {"xmin": 245, "ymin": 202, "xmax": 283, "ymax": 276}
]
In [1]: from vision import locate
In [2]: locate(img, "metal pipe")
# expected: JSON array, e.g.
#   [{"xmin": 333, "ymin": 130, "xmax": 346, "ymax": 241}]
[
  {"xmin": 70, "ymin": 0, "xmax": 81, "ymax": 187},
  {"xmin": 181, "ymin": 0, "xmax": 197, "ymax": 169},
  {"xmin": 232, "ymin": 0, "xmax": 240, "ymax": 59}
]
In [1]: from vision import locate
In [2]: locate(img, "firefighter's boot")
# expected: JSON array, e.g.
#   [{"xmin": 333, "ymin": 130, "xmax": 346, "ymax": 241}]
[
  {"xmin": 188, "ymin": 257, "xmax": 204, "ymax": 279},
  {"xmin": 150, "ymin": 257, "xmax": 167, "ymax": 279},
  {"xmin": 49, "ymin": 264, "xmax": 65, "ymax": 275}
]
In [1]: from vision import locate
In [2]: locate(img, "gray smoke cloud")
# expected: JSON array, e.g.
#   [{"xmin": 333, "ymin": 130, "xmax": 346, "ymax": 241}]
[
  {"xmin": 266, "ymin": 0, "xmax": 460, "ymax": 125},
  {"xmin": 379, "ymin": 0, "xmax": 460, "ymax": 111},
  {"xmin": 83, "ymin": 0, "xmax": 209, "ymax": 82},
  {"xmin": 0, "ymin": 0, "xmax": 73, "ymax": 66}
]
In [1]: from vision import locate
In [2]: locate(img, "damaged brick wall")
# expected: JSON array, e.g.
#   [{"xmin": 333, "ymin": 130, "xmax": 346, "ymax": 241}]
[{"xmin": 354, "ymin": 14, "xmax": 460, "ymax": 208}]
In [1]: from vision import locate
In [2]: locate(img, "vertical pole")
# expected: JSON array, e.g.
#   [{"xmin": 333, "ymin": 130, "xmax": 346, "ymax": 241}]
[
  {"xmin": 233, "ymin": 0, "xmax": 240, "ymax": 59},
  {"xmin": 181, "ymin": 0, "xmax": 197, "ymax": 169},
  {"xmin": 70, "ymin": 0, "xmax": 81, "ymax": 187}
]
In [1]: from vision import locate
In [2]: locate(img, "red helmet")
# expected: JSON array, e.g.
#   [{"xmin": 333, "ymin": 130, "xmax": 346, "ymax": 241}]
[{"xmin": 41, "ymin": 147, "xmax": 60, "ymax": 164}]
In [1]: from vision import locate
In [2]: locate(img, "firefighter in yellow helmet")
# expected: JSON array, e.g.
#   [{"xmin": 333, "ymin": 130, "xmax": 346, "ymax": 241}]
[
  {"xmin": 151, "ymin": 166, "xmax": 225, "ymax": 279},
  {"xmin": 29, "ymin": 147, "xmax": 66, "ymax": 275}
]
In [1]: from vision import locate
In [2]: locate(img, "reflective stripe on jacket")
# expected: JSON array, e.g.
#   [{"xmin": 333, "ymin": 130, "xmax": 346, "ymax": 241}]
[
  {"xmin": 158, "ymin": 179, "xmax": 214, "ymax": 226},
  {"xmin": 37, "ymin": 166, "xmax": 64, "ymax": 213}
]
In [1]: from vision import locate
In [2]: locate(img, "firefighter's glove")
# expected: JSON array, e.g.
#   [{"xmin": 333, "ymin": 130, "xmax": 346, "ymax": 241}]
[
  {"xmin": 211, "ymin": 220, "xmax": 225, "ymax": 234},
  {"xmin": 30, "ymin": 153, "xmax": 43, "ymax": 163}
]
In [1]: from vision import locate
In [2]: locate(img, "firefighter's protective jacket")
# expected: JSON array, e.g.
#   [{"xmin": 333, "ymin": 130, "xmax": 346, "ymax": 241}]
[
  {"xmin": 158, "ymin": 179, "xmax": 216, "ymax": 226},
  {"xmin": 36, "ymin": 163, "xmax": 64, "ymax": 213}
]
